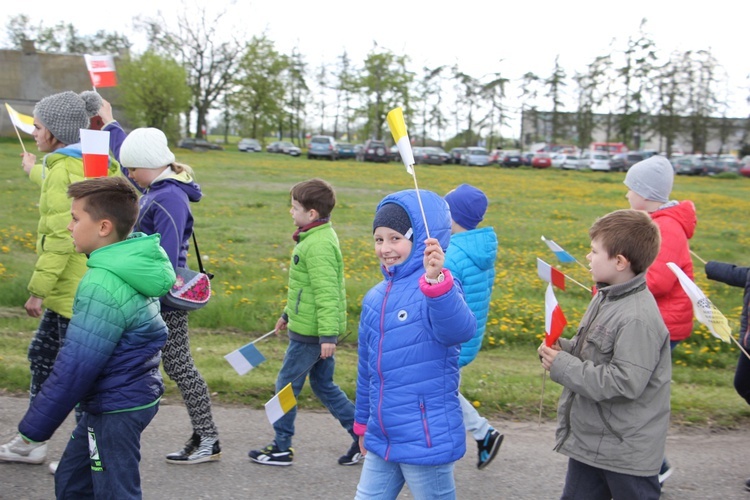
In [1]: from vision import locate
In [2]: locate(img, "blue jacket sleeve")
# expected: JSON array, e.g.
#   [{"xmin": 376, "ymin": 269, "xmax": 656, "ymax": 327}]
[
  {"xmin": 426, "ymin": 280, "xmax": 476, "ymax": 346},
  {"xmin": 706, "ymin": 261, "xmax": 749, "ymax": 288},
  {"xmin": 18, "ymin": 281, "xmax": 125, "ymax": 442}
]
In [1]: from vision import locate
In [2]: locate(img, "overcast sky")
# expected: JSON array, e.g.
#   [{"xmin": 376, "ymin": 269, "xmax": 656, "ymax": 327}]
[{"xmin": 6, "ymin": 0, "xmax": 749, "ymax": 138}]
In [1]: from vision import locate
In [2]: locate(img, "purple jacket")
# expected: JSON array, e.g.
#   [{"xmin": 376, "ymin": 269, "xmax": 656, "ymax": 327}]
[{"xmin": 134, "ymin": 171, "xmax": 202, "ymax": 310}]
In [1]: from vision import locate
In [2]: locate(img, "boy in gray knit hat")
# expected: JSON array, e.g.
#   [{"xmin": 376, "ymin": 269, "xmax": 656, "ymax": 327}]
[{"xmin": 623, "ymin": 154, "xmax": 697, "ymax": 484}]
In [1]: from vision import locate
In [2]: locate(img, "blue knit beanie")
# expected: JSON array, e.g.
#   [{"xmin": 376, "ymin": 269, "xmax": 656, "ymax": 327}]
[{"xmin": 444, "ymin": 184, "xmax": 488, "ymax": 230}]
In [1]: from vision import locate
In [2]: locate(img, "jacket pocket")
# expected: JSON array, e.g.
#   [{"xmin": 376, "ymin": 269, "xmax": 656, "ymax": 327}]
[
  {"xmin": 586, "ymin": 324, "xmax": 616, "ymax": 354},
  {"xmin": 596, "ymin": 403, "xmax": 624, "ymax": 442},
  {"xmin": 419, "ymin": 396, "xmax": 432, "ymax": 448}
]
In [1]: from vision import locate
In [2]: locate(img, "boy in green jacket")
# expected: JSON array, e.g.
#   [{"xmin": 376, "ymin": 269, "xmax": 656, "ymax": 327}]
[
  {"xmin": 249, "ymin": 178, "xmax": 360, "ymax": 467},
  {"xmin": 14, "ymin": 176, "xmax": 175, "ymax": 497}
]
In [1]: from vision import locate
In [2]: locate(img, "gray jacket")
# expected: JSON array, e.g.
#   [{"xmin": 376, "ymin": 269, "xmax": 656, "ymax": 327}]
[{"xmin": 550, "ymin": 273, "xmax": 671, "ymax": 476}]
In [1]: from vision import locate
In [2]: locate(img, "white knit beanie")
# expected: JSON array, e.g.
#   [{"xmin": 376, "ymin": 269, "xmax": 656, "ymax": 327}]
[
  {"xmin": 120, "ymin": 128, "xmax": 176, "ymax": 169},
  {"xmin": 623, "ymin": 155, "xmax": 674, "ymax": 203}
]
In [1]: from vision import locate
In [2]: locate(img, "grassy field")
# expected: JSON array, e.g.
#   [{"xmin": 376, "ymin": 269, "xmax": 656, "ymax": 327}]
[{"xmin": 1, "ymin": 137, "xmax": 749, "ymax": 426}]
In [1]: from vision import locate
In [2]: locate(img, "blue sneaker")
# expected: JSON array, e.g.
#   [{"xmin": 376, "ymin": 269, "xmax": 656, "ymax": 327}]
[
  {"xmin": 476, "ymin": 429, "xmax": 503, "ymax": 470},
  {"xmin": 658, "ymin": 459, "xmax": 673, "ymax": 485},
  {"xmin": 249, "ymin": 442, "xmax": 294, "ymax": 466}
]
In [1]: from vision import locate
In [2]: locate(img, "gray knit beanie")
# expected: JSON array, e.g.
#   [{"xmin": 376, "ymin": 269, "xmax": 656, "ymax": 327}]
[
  {"xmin": 623, "ymin": 155, "xmax": 674, "ymax": 203},
  {"xmin": 34, "ymin": 90, "xmax": 102, "ymax": 145},
  {"xmin": 373, "ymin": 203, "xmax": 413, "ymax": 241},
  {"xmin": 120, "ymin": 128, "xmax": 176, "ymax": 169}
]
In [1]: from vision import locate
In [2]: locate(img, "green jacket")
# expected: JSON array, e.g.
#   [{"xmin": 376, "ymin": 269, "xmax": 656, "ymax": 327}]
[
  {"xmin": 284, "ymin": 222, "xmax": 346, "ymax": 343},
  {"xmin": 27, "ymin": 147, "xmax": 122, "ymax": 318}
]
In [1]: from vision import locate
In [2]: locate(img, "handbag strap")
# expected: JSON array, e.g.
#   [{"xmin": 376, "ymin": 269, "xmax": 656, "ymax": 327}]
[{"xmin": 191, "ymin": 232, "xmax": 214, "ymax": 280}]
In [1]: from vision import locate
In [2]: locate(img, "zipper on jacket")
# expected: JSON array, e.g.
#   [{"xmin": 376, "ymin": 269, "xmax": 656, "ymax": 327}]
[
  {"xmin": 295, "ymin": 289, "xmax": 302, "ymax": 314},
  {"xmin": 419, "ymin": 396, "xmax": 432, "ymax": 448},
  {"xmin": 378, "ymin": 277, "xmax": 393, "ymax": 460}
]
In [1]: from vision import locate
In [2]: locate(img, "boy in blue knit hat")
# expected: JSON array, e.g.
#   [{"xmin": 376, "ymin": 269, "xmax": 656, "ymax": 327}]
[{"xmin": 444, "ymin": 184, "xmax": 503, "ymax": 470}]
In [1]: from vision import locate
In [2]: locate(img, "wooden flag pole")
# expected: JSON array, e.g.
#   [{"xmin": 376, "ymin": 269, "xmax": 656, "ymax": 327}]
[
  {"xmin": 252, "ymin": 329, "xmax": 277, "ymax": 344},
  {"xmin": 410, "ymin": 168, "xmax": 431, "ymax": 239},
  {"xmin": 538, "ymin": 370, "xmax": 547, "ymax": 427},
  {"xmin": 690, "ymin": 249, "xmax": 707, "ymax": 265},
  {"xmin": 730, "ymin": 335, "xmax": 750, "ymax": 361},
  {"xmin": 563, "ymin": 273, "xmax": 592, "ymax": 294},
  {"xmin": 11, "ymin": 122, "xmax": 27, "ymax": 154}
]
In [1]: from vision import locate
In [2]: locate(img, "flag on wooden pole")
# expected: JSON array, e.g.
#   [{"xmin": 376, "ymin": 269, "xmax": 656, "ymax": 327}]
[
  {"xmin": 264, "ymin": 383, "xmax": 297, "ymax": 425},
  {"xmin": 5, "ymin": 103, "xmax": 35, "ymax": 134},
  {"xmin": 544, "ymin": 284, "xmax": 567, "ymax": 346},
  {"xmin": 84, "ymin": 54, "xmax": 117, "ymax": 88},
  {"xmin": 537, "ymin": 258, "xmax": 566, "ymax": 290},
  {"xmin": 80, "ymin": 129, "xmax": 110, "ymax": 178}
]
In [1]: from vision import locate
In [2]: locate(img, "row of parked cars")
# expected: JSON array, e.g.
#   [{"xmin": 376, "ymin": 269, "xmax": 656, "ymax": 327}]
[{"xmin": 201, "ymin": 136, "xmax": 750, "ymax": 179}]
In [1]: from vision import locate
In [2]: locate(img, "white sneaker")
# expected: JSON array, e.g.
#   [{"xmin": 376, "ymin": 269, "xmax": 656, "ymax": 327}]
[
  {"xmin": 0, "ymin": 435, "xmax": 47, "ymax": 464},
  {"xmin": 49, "ymin": 460, "xmax": 59, "ymax": 474}
]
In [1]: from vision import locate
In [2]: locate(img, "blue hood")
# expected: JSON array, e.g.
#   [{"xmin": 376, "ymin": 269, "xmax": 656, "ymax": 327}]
[{"xmin": 375, "ymin": 189, "xmax": 452, "ymax": 280}]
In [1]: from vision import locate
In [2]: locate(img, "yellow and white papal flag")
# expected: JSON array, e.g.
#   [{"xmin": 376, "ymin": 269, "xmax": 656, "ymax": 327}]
[
  {"xmin": 5, "ymin": 103, "xmax": 35, "ymax": 134},
  {"xmin": 264, "ymin": 383, "xmax": 297, "ymax": 425},
  {"xmin": 386, "ymin": 107, "xmax": 415, "ymax": 174},
  {"xmin": 667, "ymin": 262, "xmax": 732, "ymax": 343}
]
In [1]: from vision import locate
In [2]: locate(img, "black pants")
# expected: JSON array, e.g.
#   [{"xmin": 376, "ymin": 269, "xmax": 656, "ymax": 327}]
[
  {"xmin": 561, "ymin": 458, "xmax": 661, "ymax": 500},
  {"xmin": 735, "ymin": 349, "xmax": 750, "ymax": 405}
]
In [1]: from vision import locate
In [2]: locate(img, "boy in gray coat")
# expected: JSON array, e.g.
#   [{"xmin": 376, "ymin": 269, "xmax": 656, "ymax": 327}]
[{"xmin": 538, "ymin": 209, "xmax": 671, "ymax": 500}]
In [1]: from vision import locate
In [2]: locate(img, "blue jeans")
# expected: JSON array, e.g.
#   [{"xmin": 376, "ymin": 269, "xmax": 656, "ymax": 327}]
[
  {"xmin": 561, "ymin": 458, "xmax": 660, "ymax": 500},
  {"xmin": 273, "ymin": 339, "xmax": 356, "ymax": 451},
  {"xmin": 355, "ymin": 452, "xmax": 456, "ymax": 500},
  {"xmin": 55, "ymin": 403, "xmax": 159, "ymax": 499}
]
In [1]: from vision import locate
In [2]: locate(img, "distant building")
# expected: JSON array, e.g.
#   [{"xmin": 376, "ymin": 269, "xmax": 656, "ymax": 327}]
[
  {"xmin": 0, "ymin": 42, "xmax": 122, "ymax": 138},
  {"xmin": 520, "ymin": 109, "xmax": 749, "ymax": 156}
]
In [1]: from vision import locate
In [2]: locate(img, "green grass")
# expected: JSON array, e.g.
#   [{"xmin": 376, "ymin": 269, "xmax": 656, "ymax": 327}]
[{"xmin": 1, "ymin": 138, "xmax": 749, "ymax": 427}]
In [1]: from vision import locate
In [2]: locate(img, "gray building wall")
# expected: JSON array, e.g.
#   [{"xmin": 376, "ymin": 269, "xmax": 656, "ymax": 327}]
[{"xmin": 1, "ymin": 44, "xmax": 121, "ymax": 137}]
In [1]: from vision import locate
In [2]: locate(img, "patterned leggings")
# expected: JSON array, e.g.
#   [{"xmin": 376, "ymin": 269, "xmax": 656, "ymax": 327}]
[
  {"xmin": 28, "ymin": 309, "xmax": 70, "ymax": 402},
  {"xmin": 161, "ymin": 310, "xmax": 218, "ymax": 439}
]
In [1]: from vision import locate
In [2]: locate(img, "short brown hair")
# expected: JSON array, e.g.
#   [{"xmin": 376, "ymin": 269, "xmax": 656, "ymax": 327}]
[
  {"xmin": 67, "ymin": 177, "xmax": 139, "ymax": 241},
  {"xmin": 589, "ymin": 209, "xmax": 661, "ymax": 275},
  {"xmin": 290, "ymin": 178, "xmax": 336, "ymax": 218}
]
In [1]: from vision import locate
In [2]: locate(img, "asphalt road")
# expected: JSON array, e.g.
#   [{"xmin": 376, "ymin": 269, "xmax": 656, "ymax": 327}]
[{"xmin": 1, "ymin": 394, "xmax": 748, "ymax": 499}]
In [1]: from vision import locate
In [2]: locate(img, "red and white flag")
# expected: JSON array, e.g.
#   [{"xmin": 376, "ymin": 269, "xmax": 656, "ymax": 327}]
[
  {"xmin": 537, "ymin": 258, "xmax": 566, "ymax": 290},
  {"xmin": 545, "ymin": 283, "xmax": 567, "ymax": 346},
  {"xmin": 84, "ymin": 54, "xmax": 117, "ymax": 88},
  {"xmin": 80, "ymin": 129, "xmax": 110, "ymax": 177}
]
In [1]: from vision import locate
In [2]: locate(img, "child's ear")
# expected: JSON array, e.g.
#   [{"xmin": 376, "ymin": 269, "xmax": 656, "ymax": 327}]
[
  {"xmin": 614, "ymin": 254, "xmax": 630, "ymax": 271},
  {"xmin": 99, "ymin": 219, "xmax": 114, "ymax": 238}
]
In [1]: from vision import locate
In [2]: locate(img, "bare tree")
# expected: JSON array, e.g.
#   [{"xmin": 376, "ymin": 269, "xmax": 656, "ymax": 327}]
[{"xmin": 139, "ymin": 7, "xmax": 244, "ymax": 139}]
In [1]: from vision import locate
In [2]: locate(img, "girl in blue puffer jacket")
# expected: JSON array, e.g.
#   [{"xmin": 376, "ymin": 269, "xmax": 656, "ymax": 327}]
[{"xmin": 354, "ymin": 189, "xmax": 476, "ymax": 500}]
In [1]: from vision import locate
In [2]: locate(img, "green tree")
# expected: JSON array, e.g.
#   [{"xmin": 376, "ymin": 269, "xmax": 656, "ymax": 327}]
[
  {"xmin": 545, "ymin": 55, "xmax": 567, "ymax": 143},
  {"xmin": 479, "ymin": 72, "xmax": 509, "ymax": 150},
  {"xmin": 118, "ymin": 51, "xmax": 191, "ymax": 141},
  {"xmin": 231, "ymin": 35, "xmax": 288, "ymax": 143},
  {"xmin": 357, "ymin": 46, "xmax": 413, "ymax": 141}
]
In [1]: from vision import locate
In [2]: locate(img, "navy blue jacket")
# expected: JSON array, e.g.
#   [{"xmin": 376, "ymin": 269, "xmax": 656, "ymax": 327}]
[{"xmin": 706, "ymin": 261, "xmax": 750, "ymax": 347}]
